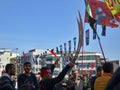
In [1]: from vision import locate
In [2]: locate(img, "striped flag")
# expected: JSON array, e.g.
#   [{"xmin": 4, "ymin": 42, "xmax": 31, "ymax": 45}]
[{"xmin": 84, "ymin": 0, "xmax": 97, "ymax": 32}]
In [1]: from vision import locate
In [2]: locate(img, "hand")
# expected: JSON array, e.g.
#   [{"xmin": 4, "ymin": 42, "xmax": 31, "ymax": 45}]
[
  {"xmin": 68, "ymin": 61, "xmax": 75, "ymax": 67},
  {"xmin": 61, "ymin": 83, "xmax": 67, "ymax": 87}
]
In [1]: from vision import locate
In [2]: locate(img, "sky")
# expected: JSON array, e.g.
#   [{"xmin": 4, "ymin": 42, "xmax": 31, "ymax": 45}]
[{"xmin": 0, "ymin": 0, "xmax": 120, "ymax": 60}]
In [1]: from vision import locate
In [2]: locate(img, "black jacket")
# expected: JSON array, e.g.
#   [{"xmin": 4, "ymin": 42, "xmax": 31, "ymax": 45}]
[
  {"xmin": 0, "ymin": 74, "xmax": 15, "ymax": 90},
  {"xmin": 39, "ymin": 64, "xmax": 71, "ymax": 90},
  {"xmin": 18, "ymin": 72, "xmax": 39, "ymax": 90},
  {"xmin": 66, "ymin": 77, "xmax": 84, "ymax": 90}
]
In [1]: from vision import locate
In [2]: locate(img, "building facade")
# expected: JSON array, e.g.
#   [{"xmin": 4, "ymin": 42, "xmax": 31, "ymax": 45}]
[
  {"xmin": 23, "ymin": 49, "xmax": 102, "ymax": 75},
  {"xmin": 0, "ymin": 48, "xmax": 102, "ymax": 76},
  {"xmin": 0, "ymin": 48, "xmax": 18, "ymax": 76}
]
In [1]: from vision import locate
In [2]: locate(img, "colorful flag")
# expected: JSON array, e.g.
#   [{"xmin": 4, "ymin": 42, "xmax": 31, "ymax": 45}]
[
  {"xmin": 86, "ymin": 29, "xmax": 89, "ymax": 45},
  {"xmin": 104, "ymin": 0, "xmax": 120, "ymax": 16},
  {"xmin": 104, "ymin": 0, "xmax": 120, "ymax": 22},
  {"xmin": 84, "ymin": 0, "xmax": 97, "ymax": 32},
  {"xmin": 84, "ymin": 0, "xmax": 119, "ymax": 28}
]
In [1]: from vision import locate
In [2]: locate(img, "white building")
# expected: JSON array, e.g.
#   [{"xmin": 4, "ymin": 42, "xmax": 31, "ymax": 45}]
[
  {"xmin": 25, "ymin": 49, "xmax": 102, "ymax": 75},
  {"xmin": 0, "ymin": 48, "xmax": 18, "ymax": 76},
  {"xmin": 20, "ymin": 49, "xmax": 62, "ymax": 74},
  {"xmin": 75, "ymin": 52, "xmax": 102, "ymax": 74}
]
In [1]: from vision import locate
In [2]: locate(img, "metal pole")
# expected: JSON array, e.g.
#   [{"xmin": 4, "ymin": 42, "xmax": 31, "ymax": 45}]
[{"xmin": 96, "ymin": 33, "xmax": 106, "ymax": 63}]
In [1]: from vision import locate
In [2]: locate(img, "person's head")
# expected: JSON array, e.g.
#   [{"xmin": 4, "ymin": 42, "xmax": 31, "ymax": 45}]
[
  {"xmin": 96, "ymin": 66, "xmax": 103, "ymax": 77},
  {"xmin": 72, "ymin": 69, "xmax": 79, "ymax": 78},
  {"xmin": 103, "ymin": 62, "xmax": 113, "ymax": 74},
  {"xmin": 40, "ymin": 67, "xmax": 52, "ymax": 80},
  {"xmin": 83, "ymin": 75, "xmax": 87, "ymax": 80},
  {"xmin": 5, "ymin": 63, "xmax": 15, "ymax": 76},
  {"xmin": 23, "ymin": 62, "xmax": 31, "ymax": 74}
]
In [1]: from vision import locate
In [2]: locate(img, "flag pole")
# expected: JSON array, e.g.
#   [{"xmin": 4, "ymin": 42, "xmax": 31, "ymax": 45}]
[
  {"xmin": 96, "ymin": 32, "xmax": 106, "ymax": 63},
  {"xmin": 84, "ymin": 0, "xmax": 106, "ymax": 63}
]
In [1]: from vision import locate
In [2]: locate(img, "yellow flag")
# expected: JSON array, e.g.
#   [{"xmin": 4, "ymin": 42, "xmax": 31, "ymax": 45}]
[{"xmin": 104, "ymin": 0, "xmax": 120, "ymax": 16}]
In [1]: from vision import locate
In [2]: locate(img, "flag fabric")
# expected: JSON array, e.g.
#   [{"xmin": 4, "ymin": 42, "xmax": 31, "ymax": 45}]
[
  {"xmin": 88, "ymin": 15, "xmax": 97, "ymax": 32},
  {"xmin": 85, "ymin": 29, "xmax": 89, "ymax": 45},
  {"xmin": 104, "ymin": 0, "xmax": 120, "ymax": 16},
  {"xmin": 64, "ymin": 43, "xmax": 67, "ymax": 54},
  {"xmin": 68, "ymin": 40, "xmax": 71, "ymax": 54},
  {"xmin": 64, "ymin": 59, "xmax": 69, "ymax": 67},
  {"xmin": 91, "ymin": 63, "xmax": 94, "ymax": 69},
  {"xmin": 40, "ymin": 53, "xmax": 46, "ymax": 59},
  {"xmin": 84, "ymin": 0, "xmax": 119, "ymax": 28},
  {"xmin": 84, "ymin": 0, "xmax": 93, "ymax": 17},
  {"xmin": 33, "ymin": 55, "xmax": 38, "ymax": 64},
  {"xmin": 56, "ymin": 47, "xmax": 59, "ymax": 54},
  {"xmin": 84, "ymin": 0, "xmax": 97, "ymax": 32},
  {"xmin": 22, "ymin": 52, "xmax": 29, "ymax": 61},
  {"xmin": 73, "ymin": 37, "xmax": 77, "ymax": 51},
  {"xmin": 104, "ymin": 0, "xmax": 120, "ymax": 23},
  {"xmin": 48, "ymin": 49, "xmax": 57, "ymax": 57},
  {"xmin": 101, "ymin": 25, "xmax": 106, "ymax": 36},
  {"xmin": 87, "ymin": 63, "xmax": 90, "ymax": 69},
  {"xmin": 93, "ymin": 31, "xmax": 96, "ymax": 39},
  {"xmin": 60, "ymin": 45, "xmax": 62, "ymax": 55}
]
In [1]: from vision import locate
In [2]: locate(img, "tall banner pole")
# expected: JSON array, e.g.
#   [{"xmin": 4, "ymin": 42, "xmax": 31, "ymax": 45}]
[{"xmin": 96, "ymin": 33, "xmax": 106, "ymax": 63}]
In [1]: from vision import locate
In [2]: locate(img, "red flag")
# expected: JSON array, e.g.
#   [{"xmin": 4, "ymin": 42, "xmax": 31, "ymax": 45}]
[
  {"xmin": 48, "ymin": 49, "xmax": 57, "ymax": 57},
  {"xmin": 84, "ymin": 0, "xmax": 119, "ymax": 28}
]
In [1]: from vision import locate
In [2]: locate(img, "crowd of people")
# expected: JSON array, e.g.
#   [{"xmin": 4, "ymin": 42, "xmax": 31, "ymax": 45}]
[{"xmin": 0, "ymin": 59, "xmax": 120, "ymax": 90}]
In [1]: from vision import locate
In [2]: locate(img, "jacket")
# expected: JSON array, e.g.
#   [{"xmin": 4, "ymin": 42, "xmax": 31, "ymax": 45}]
[
  {"xmin": 0, "ymin": 73, "xmax": 15, "ymax": 90},
  {"xmin": 38, "ymin": 64, "xmax": 71, "ymax": 90},
  {"xmin": 94, "ymin": 73, "xmax": 112, "ymax": 90}
]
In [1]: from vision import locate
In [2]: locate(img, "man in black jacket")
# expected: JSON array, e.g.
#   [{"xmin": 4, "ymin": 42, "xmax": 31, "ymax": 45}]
[
  {"xmin": 0, "ymin": 63, "xmax": 16, "ymax": 90},
  {"xmin": 18, "ymin": 62, "xmax": 39, "ymax": 90},
  {"xmin": 38, "ymin": 60, "xmax": 75, "ymax": 90}
]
